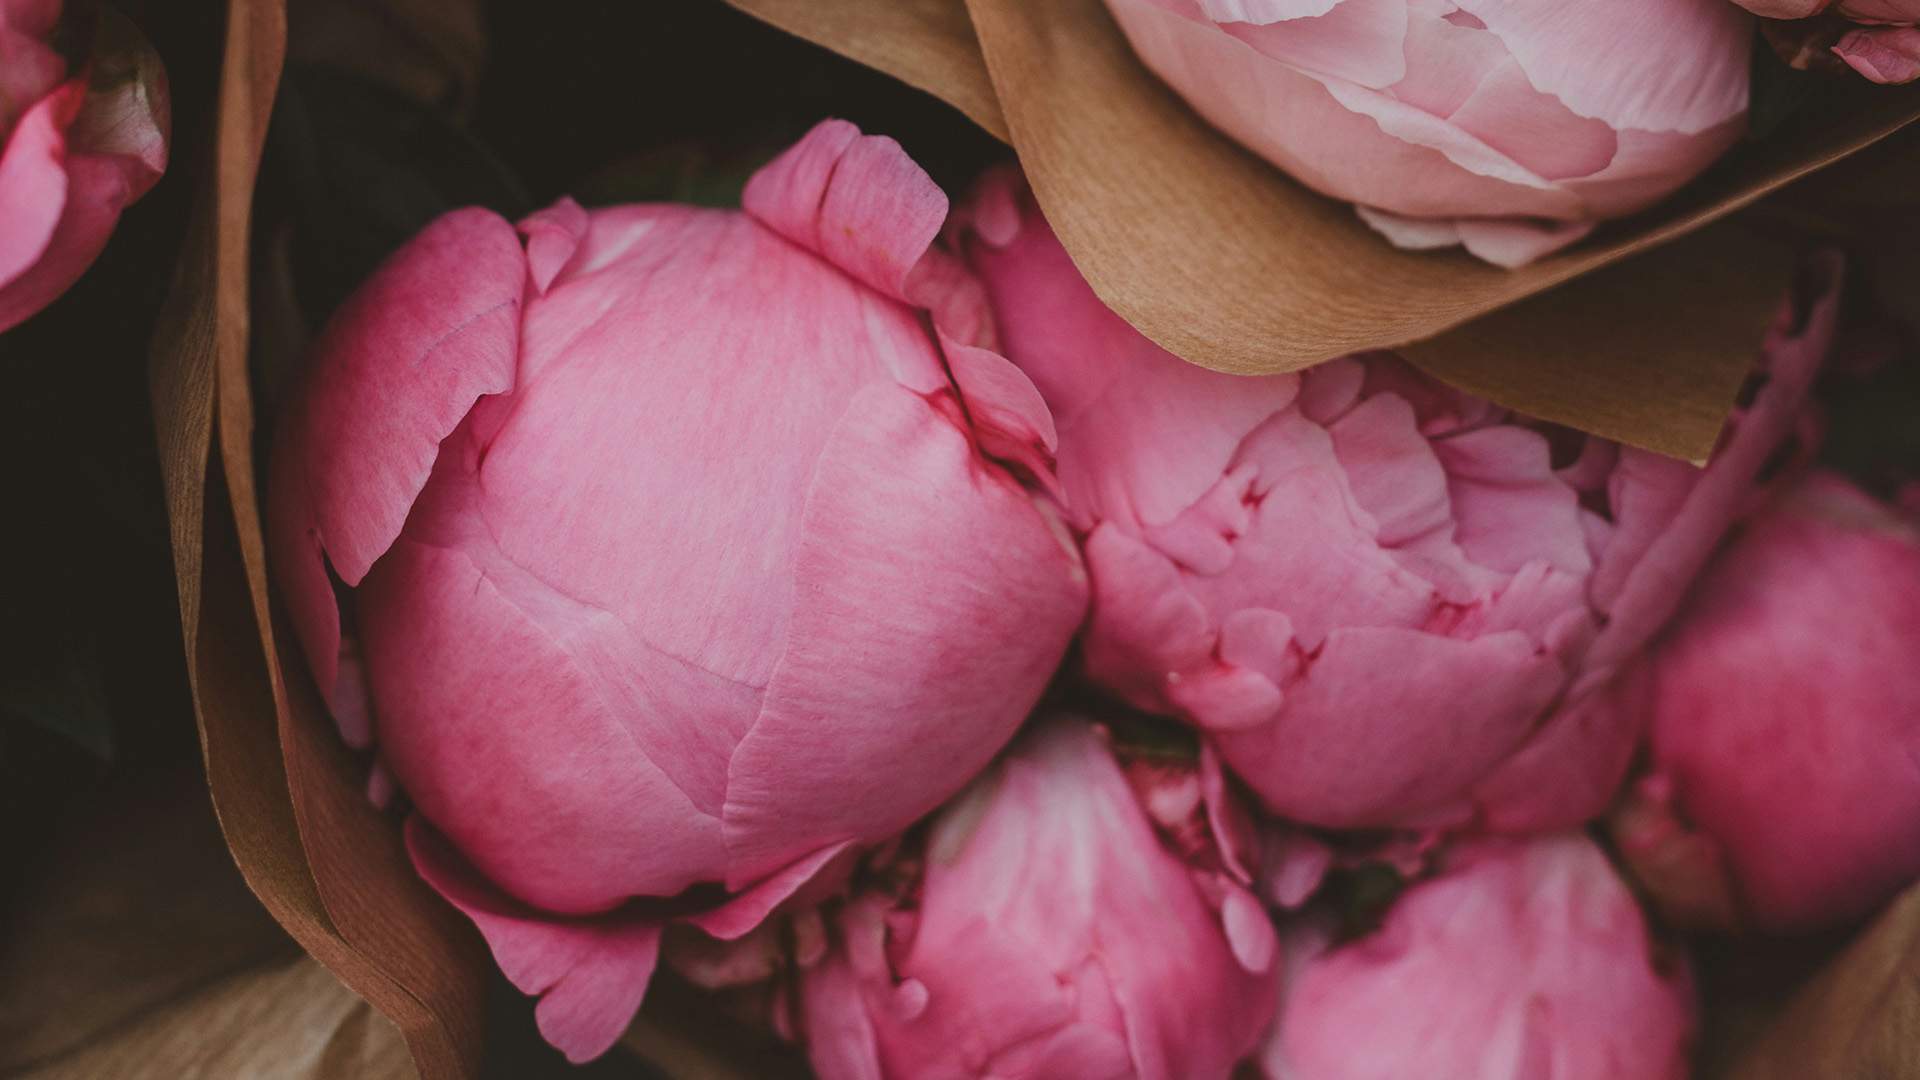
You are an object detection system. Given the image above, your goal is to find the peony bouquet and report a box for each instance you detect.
[18,1,1912,1079]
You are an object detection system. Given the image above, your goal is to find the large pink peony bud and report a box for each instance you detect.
[1739,0,1920,83]
[1096,0,1752,266]
[0,0,169,333]
[955,171,1837,833]
[799,719,1277,1080]
[267,121,1088,1061]
[1613,471,1920,932]
[1261,835,1694,1080]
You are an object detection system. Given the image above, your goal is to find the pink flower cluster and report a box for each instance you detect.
[270,121,1920,1075]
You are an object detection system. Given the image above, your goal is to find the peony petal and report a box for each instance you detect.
[721,382,1086,886]
[0,87,72,296]
[359,520,730,911]
[1080,522,1218,713]
[406,819,663,1065]
[1104,0,1585,223]
[1213,625,1561,826]
[1218,0,1410,90]
[1834,26,1920,84]
[518,196,588,294]
[1472,666,1648,832]
[685,840,855,941]
[1198,0,1344,23]
[741,118,949,304]
[958,171,1302,530]
[1445,58,1618,182]
[1453,0,1751,134]
[291,207,524,586]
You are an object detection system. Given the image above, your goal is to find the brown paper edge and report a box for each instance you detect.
[148,1,488,1076]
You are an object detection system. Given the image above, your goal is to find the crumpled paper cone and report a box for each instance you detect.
[728,0,1920,460]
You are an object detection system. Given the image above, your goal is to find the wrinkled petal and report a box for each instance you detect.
[1453,0,1752,133]
[741,118,948,305]
[407,819,664,1065]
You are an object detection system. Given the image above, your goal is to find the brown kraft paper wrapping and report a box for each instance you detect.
[729,0,1920,461]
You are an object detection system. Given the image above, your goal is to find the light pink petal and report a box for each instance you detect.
[358,526,728,911]
[1454,216,1594,268]
[1446,58,1618,182]
[1197,0,1343,22]
[721,382,1086,886]
[1355,205,1594,267]
[1104,0,1584,223]
[1219,0,1410,90]
[1563,120,1746,219]
[741,118,948,304]
[1453,0,1752,134]
[799,953,887,1080]
[0,87,72,296]
[1835,26,1920,84]
[1216,625,1562,826]
[406,819,663,1065]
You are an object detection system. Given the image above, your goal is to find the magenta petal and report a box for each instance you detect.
[358,531,729,911]
[686,841,855,942]
[741,118,949,304]
[518,196,589,293]
[1215,625,1561,826]
[406,819,662,1064]
[721,383,1087,886]
[295,207,525,586]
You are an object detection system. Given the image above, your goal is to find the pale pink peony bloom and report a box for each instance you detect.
[1262,835,1694,1080]
[1097,0,1752,266]
[955,171,1839,833]
[1741,0,1920,83]
[267,120,1088,1061]
[0,0,169,332]
[1613,471,1920,931]
[799,719,1278,1080]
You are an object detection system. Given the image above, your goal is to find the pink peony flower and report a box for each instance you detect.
[1,0,169,333]
[1741,0,1920,83]
[1097,0,1752,266]
[1613,471,1920,931]
[1261,835,1694,1080]
[799,719,1277,1080]
[955,171,1838,833]
[267,120,1088,1061]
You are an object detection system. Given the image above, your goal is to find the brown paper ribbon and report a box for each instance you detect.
[730,0,1920,460]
